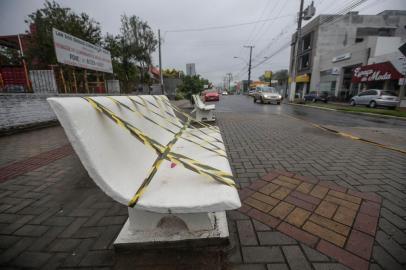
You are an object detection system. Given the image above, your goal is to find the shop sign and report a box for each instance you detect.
[296,74,310,83]
[331,67,340,75]
[264,71,273,80]
[332,53,351,63]
[352,61,403,83]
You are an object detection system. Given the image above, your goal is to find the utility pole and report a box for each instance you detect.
[158,29,164,94]
[289,0,305,102]
[244,45,254,92]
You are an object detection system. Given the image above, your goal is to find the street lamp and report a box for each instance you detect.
[233,56,248,65]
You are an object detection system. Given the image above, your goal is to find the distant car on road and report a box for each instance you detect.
[350,89,399,108]
[248,89,256,96]
[253,86,282,105]
[202,90,220,102]
[304,91,329,103]
[222,91,228,95]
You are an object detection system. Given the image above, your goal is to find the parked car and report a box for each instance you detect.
[202,90,220,102]
[222,91,228,95]
[350,89,399,108]
[253,86,282,105]
[304,91,329,103]
[248,89,256,96]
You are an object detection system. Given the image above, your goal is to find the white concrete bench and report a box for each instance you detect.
[192,94,216,122]
[48,95,240,247]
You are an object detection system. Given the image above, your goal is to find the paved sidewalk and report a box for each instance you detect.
[0,107,405,269]
[219,112,406,270]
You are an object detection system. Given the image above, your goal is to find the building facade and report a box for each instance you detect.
[186,63,196,76]
[289,10,406,101]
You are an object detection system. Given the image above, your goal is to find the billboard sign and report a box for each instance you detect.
[52,28,113,73]
[264,71,273,80]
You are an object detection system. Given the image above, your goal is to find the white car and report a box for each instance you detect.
[222,91,228,95]
[350,89,399,108]
[253,86,282,105]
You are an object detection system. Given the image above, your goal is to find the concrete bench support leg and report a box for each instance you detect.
[196,109,215,122]
[114,208,230,249]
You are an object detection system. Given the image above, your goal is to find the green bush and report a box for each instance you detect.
[174,91,184,100]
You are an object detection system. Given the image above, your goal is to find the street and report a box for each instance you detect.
[214,95,406,152]
[0,96,405,269]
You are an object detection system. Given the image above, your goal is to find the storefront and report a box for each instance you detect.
[319,68,339,97]
[351,61,404,95]
[295,73,311,97]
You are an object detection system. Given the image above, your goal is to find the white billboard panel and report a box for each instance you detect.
[52,28,113,73]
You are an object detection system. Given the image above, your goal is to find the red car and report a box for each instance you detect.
[202,90,220,102]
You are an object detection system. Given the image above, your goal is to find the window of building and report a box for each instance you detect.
[299,53,311,70]
[301,33,312,52]
[356,27,396,37]
[355,37,364,43]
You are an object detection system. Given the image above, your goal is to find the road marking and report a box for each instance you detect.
[284,114,406,155]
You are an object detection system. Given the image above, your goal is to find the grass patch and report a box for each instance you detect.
[301,102,406,118]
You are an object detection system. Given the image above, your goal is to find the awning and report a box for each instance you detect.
[352,61,404,83]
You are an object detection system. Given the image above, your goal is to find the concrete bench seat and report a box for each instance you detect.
[48,95,240,247]
[192,94,215,121]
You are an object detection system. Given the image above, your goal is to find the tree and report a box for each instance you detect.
[163,68,183,78]
[25,0,102,67]
[104,15,158,92]
[177,75,210,100]
[0,46,21,66]
[272,69,288,81]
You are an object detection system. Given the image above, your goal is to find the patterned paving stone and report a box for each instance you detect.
[238,171,382,270]
[0,144,73,183]
[1,101,406,269]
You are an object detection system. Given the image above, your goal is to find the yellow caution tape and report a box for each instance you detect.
[128,118,192,207]
[82,97,236,206]
[128,96,223,144]
[158,96,220,133]
[108,97,227,157]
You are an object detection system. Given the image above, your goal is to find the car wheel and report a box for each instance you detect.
[350,100,356,106]
[253,97,256,103]
[260,97,264,104]
[369,100,377,108]
[277,102,281,105]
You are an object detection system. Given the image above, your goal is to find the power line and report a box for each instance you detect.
[164,14,295,33]
[251,0,370,70]
[249,0,365,65]
[244,0,277,47]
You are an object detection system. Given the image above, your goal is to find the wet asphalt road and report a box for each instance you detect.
[212,94,406,130]
[208,94,406,151]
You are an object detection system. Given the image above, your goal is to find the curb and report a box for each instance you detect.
[284,114,406,155]
[0,120,59,137]
[288,102,406,121]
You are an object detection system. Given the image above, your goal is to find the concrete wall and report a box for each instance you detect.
[0,93,57,132]
[0,93,127,133]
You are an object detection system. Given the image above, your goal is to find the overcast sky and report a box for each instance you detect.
[0,0,405,85]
